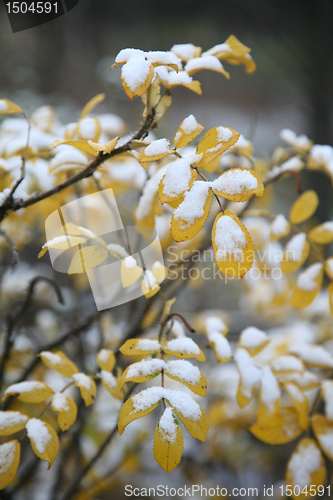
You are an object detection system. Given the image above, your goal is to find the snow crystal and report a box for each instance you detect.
[122,56,151,92]
[171,43,198,61]
[0,411,28,430]
[143,269,156,288]
[144,138,170,157]
[158,407,177,443]
[126,359,165,379]
[288,441,322,489]
[40,351,63,366]
[162,157,195,198]
[270,355,304,373]
[239,326,268,350]
[0,100,9,111]
[132,386,164,412]
[271,214,289,236]
[180,115,198,134]
[290,344,333,368]
[52,393,69,412]
[165,360,200,385]
[79,117,98,140]
[173,181,210,228]
[106,243,129,259]
[166,337,200,356]
[235,348,261,400]
[4,381,46,397]
[0,441,16,474]
[297,263,323,291]
[72,373,92,390]
[285,233,307,262]
[206,316,227,335]
[209,169,258,195]
[136,339,161,351]
[185,55,224,73]
[217,126,233,143]
[26,419,51,453]
[100,371,117,388]
[214,215,247,262]
[321,381,333,420]
[135,165,168,221]
[165,389,201,420]
[208,332,231,360]
[124,256,137,269]
[260,366,280,412]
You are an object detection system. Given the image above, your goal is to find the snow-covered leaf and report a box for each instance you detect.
[118,387,163,434]
[39,351,79,378]
[119,339,161,357]
[51,394,77,431]
[96,349,116,372]
[72,373,96,406]
[164,337,205,362]
[174,115,204,149]
[121,257,143,288]
[2,382,54,403]
[0,411,28,436]
[291,263,324,308]
[196,126,240,167]
[26,419,59,468]
[0,440,20,490]
[209,168,264,202]
[158,157,197,205]
[312,414,333,461]
[0,99,22,115]
[153,408,183,472]
[280,233,310,274]
[50,139,98,156]
[308,222,333,244]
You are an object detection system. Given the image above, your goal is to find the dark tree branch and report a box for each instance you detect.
[0,228,19,265]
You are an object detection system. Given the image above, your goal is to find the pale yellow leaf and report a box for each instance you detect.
[196,126,240,167]
[72,373,96,406]
[312,414,333,460]
[152,261,167,283]
[250,407,303,444]
[174,117,204,149]
[0,440,20,490]
[139,139,173,163]
[39,351,79,377]
[96,349,116,371]
[325,257,333,280]
[119,339,161,357]
[51,394,77,431]
[280,233,310,274]
[80,93,105,119]
[26,419,59,468]
[2,382,54,403]
[153,410,183,472]
[0,99,22,115]
[291,263,324,309]
[158,164,197,205]
[68,245,109,274]
[121,260,143,288]
[289,190,319,224]
[87,136,119,154]
[38,235,87,258]
[50,139,98,156]
[284,383,309,430]
[0,412,28,436]
[210,168,264,202]
[160,297,176,324]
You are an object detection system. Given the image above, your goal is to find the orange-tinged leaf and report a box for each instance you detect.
[26,419,59,468]
[250,407,303,444]
[50,139,98,156]
[2,381,54,403]
[174,116,204,149]
[68,245,109,274]
[121,60,154,100]
[51,394,77,431]
[118,390,162,434]
[121,259,143,287]
[0,440,20,490]
[284,383,309,430]
[0,411,28,436]
[119,338,161,357]
[39,351,79,377]
[72,373,96,406]
[312,414,333,460]
[80,93,105,120]
[210,167,264,202]
[308,222,333,244]
[286,438,326,500]
[171,182,212,242]
[289,190,319,224]
[153,409,183,472]
[139,138,173,163]
[291,263,324,309]
[87,136,119,154]
[212,210,255,277]
[280,233,310,274]
[158,159,197,205]
[196,126,240,167]
[0,98,22,115]
[96,349,116,372]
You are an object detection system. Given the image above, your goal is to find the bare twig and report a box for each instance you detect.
[0,228,19,264]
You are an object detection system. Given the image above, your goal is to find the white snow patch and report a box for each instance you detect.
[290,344,333,368]
[72,373,92,390]
[143,269,157,288]
[271,214,289,236]
[285,233,307,262]
[180,115,198,134]
[235,348,261,400]
[136,339,161,352]
[0,411,28,430]
[173,181,210,228]
[135,165,168,221]
[166,337,200,356]
[260,366,280,413]
[321,381,333,420]
[239,326,268,350]
[79,117,98,140]
[209,168,257,195]
[288,441,322,489]
[144,138,170,157]
[26,418,51,453]
[205,317,227,335]
[297,263,323,291]
[185,55,225,73]
[217,126,233,143]
[162,156,198,198]
[126,359,164,379]
[106,243,129,259]
[0,441,17,474]
[208,332,231,360]
[124,256,137,269]
[40,351,63,366]
[214,215,247,262]
[165,360,201,385]
[52,393,69,412]
[122,56,151,92]
[100,371,117,388]
[4,381,46,397]
[271,355,304,373]
[0,100,9,111]
[158,407,177,443]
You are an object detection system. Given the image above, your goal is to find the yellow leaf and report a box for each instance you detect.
[171,406,209,442]
[284,383,309,430]
[160,297,176,323]
[139,139,173,163]
[210,168,264,202]
[50,139,98,156]
[87,136,119,154]
[250,407,303,444]
[185,55,230,79]
[171,43,202,62]
[312,414,333,460]
[38,235,87,258]
[238,326,269,356]
[0,98,22,115]
[72,373,96,406]
[2,381,54,403]
[202,156,221,174]
[0,412,28,436]
[51,394,77,431]
[308,222,333,244]
[121,62,154,100]
[171,182,212,242]
[174,116,204,149]
[154,94,173,121]
[153,409,183,472]
[286,438,326,500]
[152,261,168,283]
[26,419,59,468]
[270,214,291,241]
[211,35,256,74]
[291,263,324,309]
[62,223,107,249]
[212,210,255,277]
[196,126,240,167]
[118,391,162,434]
[0,440,20,490]
[121,259,143,287]
[141,279,160,299]
[119,359,163,388]
[164,366,207,397]
[325,258,333,280]
[99,371,124,400]
[119,338,161,357]
[96,349,116,371]
[158,161,197,205]
[39,351,79,377]
[68,245,109,274]
[280,233,310,274]
[329,282,333,317]
[256,366,280,426]
[80,93,105,119]
[289,190,319,224]
[164,339,206,362]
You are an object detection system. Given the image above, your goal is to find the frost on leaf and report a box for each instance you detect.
[153,408,183,472]
[212,211,255,277]
[158,156,197,205]
[2,381,54,403]
[173,115,204,149]
[286,438,326,500]
[171,181,212,242]
[51,394,77,431]
[209,167,264,202]
[291,263,324,308]
[39,351,79,377]
[26,418,59,468]
[289,190,319,225]
[280,233,310,274]
[72,373,96,406]
[0,440,20,490]
[196,126,240,167]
